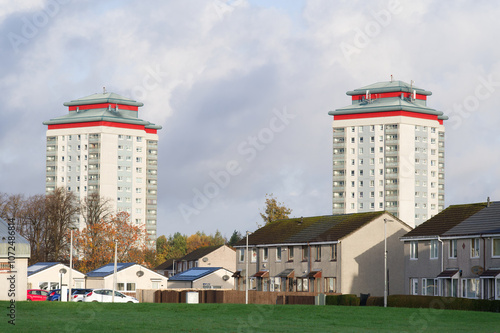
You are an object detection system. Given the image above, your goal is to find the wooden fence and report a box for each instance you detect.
[135,289,340,305]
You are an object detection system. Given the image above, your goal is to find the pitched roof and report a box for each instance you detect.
[27,262,83,277]
[86,262,135,278]
[442,201,500,237]
[27,262,59,276]
[402,202,488,239]
[177,245,225,262]
[154,258,178,271]
[1,217,30,257]
[168,267,223,282]
[235,211,387,246]
[0,217,29,244]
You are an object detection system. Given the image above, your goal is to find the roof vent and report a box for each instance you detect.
[487,197,490,207]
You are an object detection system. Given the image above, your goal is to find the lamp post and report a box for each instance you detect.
[384,218,393,308]
[68,228,74,302]
[112,239,117,303]
[245,231,251,305]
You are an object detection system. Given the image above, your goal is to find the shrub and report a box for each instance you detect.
[385,295,500,313]
[366,296,383,307]
[325,294,360,306]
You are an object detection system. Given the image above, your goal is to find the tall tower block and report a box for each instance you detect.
[43,92,162,246]
[328,80,448,227]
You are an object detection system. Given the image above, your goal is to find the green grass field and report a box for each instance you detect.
[1,301,499,332]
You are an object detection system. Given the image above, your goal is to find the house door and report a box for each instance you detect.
[411,278,418,295]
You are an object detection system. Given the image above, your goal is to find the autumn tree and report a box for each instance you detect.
[79,192,112,262]
[259,193,292,225]
[73,211,146,273]
[186,231,211,253]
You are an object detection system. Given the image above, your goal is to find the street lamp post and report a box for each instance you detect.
[245,231,251,305]
[68,229,74,302]
[384,218,393,308]
[112,240,117,303]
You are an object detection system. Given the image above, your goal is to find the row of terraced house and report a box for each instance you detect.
[230,201,500,300]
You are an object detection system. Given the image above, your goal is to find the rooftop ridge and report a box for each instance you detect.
[63,92,144,107]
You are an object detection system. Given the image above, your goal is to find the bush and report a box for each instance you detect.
[366,296,383,307]
[385,295,500,313]
[325,294,360,306]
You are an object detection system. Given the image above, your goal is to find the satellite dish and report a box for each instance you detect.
[202,257,208,262]
[222,275,229,281]
[136,271,144,277]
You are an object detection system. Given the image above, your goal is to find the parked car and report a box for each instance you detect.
[70,289,93,302]
[46,289,62,301]
[27,289,49,301]
[83,289,139,303]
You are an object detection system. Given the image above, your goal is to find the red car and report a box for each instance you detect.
[27,289,49,301]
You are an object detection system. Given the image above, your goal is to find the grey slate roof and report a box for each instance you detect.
[235,211,391,247]
[442,201,500,237]
[154,258,178,271]
[401,202,488,239]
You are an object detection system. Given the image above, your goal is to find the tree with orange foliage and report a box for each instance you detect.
[72,211,147,273]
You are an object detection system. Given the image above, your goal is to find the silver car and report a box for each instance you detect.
[83,289,139,303]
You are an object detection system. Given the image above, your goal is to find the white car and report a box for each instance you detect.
[83,289,139,303]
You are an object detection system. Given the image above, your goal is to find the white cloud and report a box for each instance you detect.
[1,0,500,238]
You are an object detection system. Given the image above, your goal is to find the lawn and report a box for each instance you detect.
[1,301,499,332]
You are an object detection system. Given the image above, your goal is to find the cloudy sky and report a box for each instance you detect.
[1,0,499,239]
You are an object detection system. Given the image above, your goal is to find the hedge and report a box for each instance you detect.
[366,295,500,313]
[325,294,360,306]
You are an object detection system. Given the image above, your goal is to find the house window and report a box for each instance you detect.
[239,249,244,262]
[314,245,321,261]
[288,246,294,261]
[302,245,309,261]
[450,239,458,258]
[492,238,500,257]
[471,238,480,258]
[251,248,257,262]
[325,277,336,293]
[262,248,268,262]
[430,240,438,259]
[410,241,418,260]
[422,278,437,296]
[330,244,337,261]
[276,247,282,261]
[461,279,480,298]
[117,283,136,291]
